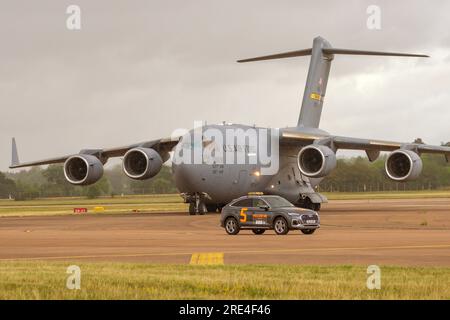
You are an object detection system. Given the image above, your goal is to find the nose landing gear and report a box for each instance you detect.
[183,192,222,215]
[187,193,208,215]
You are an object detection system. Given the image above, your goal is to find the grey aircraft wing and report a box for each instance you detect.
[9,137,180,169]
[281,129,450,162]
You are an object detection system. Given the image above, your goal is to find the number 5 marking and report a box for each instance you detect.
[240,208,248,223]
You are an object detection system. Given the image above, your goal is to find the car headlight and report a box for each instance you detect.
[287,212,299,216]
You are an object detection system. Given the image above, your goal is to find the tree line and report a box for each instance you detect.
[0,164,178,200]
[0,154,449,200]
[318,154,450,192]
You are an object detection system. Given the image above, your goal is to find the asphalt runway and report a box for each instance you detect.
[0,198,449,266]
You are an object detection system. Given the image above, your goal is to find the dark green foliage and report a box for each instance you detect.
[0,172,16,198]
[4,164,176,199]
[320,154,450,192]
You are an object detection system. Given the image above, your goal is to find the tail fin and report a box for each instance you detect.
[11,137,20,167]
[238,36,428,128]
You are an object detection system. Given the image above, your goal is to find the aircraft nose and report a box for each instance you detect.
[172,163,201,190]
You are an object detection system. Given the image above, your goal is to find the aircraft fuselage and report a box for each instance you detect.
[171,124,324,205]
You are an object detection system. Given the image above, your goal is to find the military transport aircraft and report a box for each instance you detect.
[10,36,450,214]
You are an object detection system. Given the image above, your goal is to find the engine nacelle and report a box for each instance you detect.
[297,145,337,178]
[385,149,423,181]
[122,147,163,180]
[63,154,104,185]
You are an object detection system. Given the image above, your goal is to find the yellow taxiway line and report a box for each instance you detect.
[190,252,224,265]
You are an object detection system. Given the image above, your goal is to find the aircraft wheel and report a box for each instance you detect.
[301,229,316,235]
[301,198,321,211]
[225,217,240,235]
[273,217,289,235]
[188,203,196,215]
[206,204,218,213]
[304,198,314,210]
[189,199,207,215]
[252,229,266,235]
[198,202,207,215]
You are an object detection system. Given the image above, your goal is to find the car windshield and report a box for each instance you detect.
[264,197,294,208]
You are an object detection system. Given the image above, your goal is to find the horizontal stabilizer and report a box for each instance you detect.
[238,47,428,63]
[237,48,312,63]
[322,48,429,58]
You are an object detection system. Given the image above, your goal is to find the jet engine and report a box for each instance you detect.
[297,145,336,178]
[385,149,422,181]
[122,147,163,180]
[63,154,104,185]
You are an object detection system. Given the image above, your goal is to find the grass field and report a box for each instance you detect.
[323,190,450,200]
[0,194,188,217]
[0,262,448,299]
[0,190,449,217]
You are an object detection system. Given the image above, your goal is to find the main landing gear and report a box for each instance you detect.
[184,193,224,215]
[189,193,207,215]
[297,197,321,211]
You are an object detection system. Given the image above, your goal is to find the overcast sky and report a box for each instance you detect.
[1,0,449,170]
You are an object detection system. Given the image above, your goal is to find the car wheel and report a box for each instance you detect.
[273,217,289,235]
[225,217,240,235]
[252,229,265,235]
[301,229,316,235]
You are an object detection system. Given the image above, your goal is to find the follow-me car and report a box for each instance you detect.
[220,194,320,235]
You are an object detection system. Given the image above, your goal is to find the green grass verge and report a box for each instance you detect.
[0,194,187,217]
[324,190,450,200]
[0,262,448,299]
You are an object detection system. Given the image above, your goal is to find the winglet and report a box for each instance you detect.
[11,137,20,167]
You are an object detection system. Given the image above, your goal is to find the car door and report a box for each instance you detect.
[251,198,271,228]
[232,198,253,227]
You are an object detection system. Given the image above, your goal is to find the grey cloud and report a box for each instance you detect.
[1,0,449,170]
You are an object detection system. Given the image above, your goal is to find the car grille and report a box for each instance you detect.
[301,214,319,224]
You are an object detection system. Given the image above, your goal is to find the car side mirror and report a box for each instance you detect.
[259,205,269,211]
